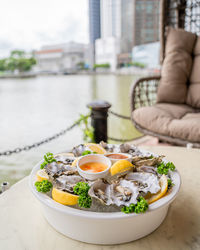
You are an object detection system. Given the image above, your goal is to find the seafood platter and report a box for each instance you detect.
[29,142,181,244]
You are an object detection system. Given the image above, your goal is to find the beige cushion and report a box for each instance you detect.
[169,113,200,142]
[132,103,200,142]
[157,27,196,104]
[186,36,200,108]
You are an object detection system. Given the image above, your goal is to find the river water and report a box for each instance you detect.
[0,74,141,185]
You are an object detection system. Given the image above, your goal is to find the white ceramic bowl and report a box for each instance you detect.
[77,154,112,180]
[104,152,132,164]
[29,153,181,245]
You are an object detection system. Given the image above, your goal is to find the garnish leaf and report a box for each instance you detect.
[73,182,92,208]
[40,152,56,169]
[35,180,52,193]
[121,197,148,214]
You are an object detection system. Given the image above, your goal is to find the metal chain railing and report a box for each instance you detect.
[0,108,139,157]
[108,110,139,142]
[108,136,139,142]
[109,110,131,120]
[0,120,81,157]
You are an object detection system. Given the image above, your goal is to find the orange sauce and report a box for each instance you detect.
[80,162,107,173]
[106,154,128,159]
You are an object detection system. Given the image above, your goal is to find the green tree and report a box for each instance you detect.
[0,59,6,71]
[1,50,37,72]
[10,50,26,58]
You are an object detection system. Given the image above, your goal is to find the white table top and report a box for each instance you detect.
[0,146,200,250]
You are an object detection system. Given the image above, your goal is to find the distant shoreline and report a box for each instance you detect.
[0,69,159,79]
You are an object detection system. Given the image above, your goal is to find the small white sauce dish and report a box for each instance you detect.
[77,154,112,180]
[104,152,132,164]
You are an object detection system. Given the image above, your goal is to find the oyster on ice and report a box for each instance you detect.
[109,180,139,206]
[137,165,158,175]
[132,155,164,167]
[45,162,78,178]
[72,144,92,157]
[89,179,139,207]
[54,175,83,193]
[88,179,112,205]
[125,172,161,194]
[119,143,141,155]
[99,141,120,153]
[55,155,75,165]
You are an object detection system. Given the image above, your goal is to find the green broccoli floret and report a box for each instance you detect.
[40,152,56,169]
[121,197,148,214]
[35,180,52,193]
[73,182,90,196]
[78,195,92,208]
[157,161,176,175]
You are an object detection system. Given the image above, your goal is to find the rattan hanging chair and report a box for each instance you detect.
[130,0,200,148]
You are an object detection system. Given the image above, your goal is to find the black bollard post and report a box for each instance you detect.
[87,100,111,143]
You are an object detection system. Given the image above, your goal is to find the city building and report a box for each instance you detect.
[95,37,121,71]
[132,42,160,68]
[89,0,101,67]
[96,0,134,71]
[133,0,160,46]
[89,0,101,44]
[121,0,134,52]
[100,0,121,38]
[35,42,89,73]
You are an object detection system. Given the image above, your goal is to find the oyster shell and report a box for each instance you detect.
[54,175,83,193]
[132,156,164,167]
[109,180,139,206]
[88,179,112,205]
[119,143,141,155]
[72,144,91,157]
[89,179,139,206]
[137,165,158,175]
[45,162,78,178]
[125,172,160,194]
[55,155,75,165]
[99,141,120,153]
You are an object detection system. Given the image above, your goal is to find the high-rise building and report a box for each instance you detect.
[100,0,121,38]
[88,0,101,67]
[95,0,160,70]
[121,0,134,52]
[133,0,159,46]
[89,0,101,44]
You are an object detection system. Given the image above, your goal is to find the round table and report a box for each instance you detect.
[0,146,200,250]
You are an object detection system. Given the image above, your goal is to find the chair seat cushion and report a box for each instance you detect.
[132,103,200,142]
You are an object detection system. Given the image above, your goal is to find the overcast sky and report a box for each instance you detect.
[0,0,88,57]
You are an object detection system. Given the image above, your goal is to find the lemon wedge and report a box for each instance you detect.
[71,157,79,167]
[84,143,107,154]
[110,160,134,176]
[52,188,79,206]
[36,169,49,182]
[147,174,168,204]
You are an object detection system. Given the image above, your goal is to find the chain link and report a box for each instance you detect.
[0,110,135,156]
[109,110,131,120]
[108,110,136,142]
[0,120,80,157]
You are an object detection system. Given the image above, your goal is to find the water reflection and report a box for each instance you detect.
[0,74,141,185]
